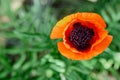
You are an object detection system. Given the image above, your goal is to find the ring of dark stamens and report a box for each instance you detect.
[68,22,94,51]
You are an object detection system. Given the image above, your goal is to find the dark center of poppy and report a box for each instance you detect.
[68,22,94,51]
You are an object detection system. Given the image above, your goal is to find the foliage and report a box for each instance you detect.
[0,0,120,80]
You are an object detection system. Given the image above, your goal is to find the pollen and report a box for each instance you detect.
[68,22,94,51]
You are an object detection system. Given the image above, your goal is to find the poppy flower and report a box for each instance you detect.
[50,12,113,60]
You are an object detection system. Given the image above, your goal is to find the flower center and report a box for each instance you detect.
[68,22,94,51]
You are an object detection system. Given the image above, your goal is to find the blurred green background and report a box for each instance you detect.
[0,0,120,80]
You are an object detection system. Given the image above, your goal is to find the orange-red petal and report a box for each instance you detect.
[76,12,106,28]
[91,35,113,57]
[58,35,112,60]
[50,12,106,39]
[90,29,108,50]
[58,42,92,60]
[50,14,74,39]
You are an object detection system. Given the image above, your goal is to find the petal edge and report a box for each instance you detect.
[58,42,92,60]
[50,14,74,39]
[92,35,113,57]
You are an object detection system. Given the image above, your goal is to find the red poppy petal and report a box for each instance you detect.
[91,29,108,49]
[76,12,106,28]
[58,35,112,60]
[92,35,113,57]
[50,14,74,39]
[58,42,92,60]
[50,12,106,39]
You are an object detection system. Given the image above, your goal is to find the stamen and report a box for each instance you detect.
[68,22,94,51]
